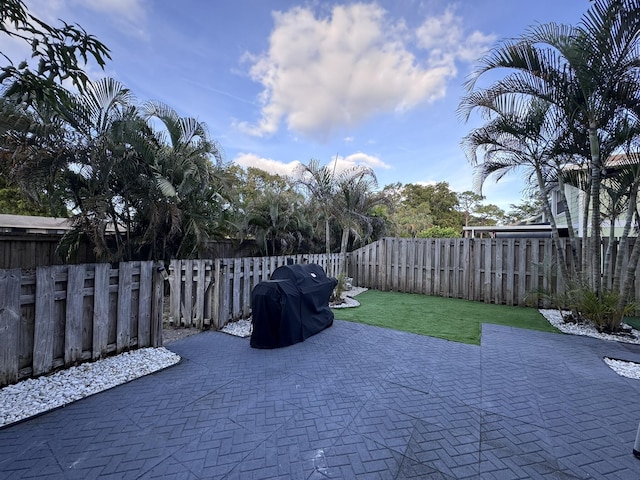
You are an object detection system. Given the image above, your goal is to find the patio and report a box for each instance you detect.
[1,320,640,479]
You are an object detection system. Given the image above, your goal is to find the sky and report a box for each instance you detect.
[7,0,593,210]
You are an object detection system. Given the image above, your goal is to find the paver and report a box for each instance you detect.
[2,320,640,479]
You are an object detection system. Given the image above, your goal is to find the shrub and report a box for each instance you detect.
[569,287,635,333]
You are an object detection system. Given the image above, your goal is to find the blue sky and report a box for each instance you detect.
[13,1,591,210]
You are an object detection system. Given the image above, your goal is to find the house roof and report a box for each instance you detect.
[0,214,73,234]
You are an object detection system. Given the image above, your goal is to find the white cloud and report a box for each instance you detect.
[327,152,391,176]
[234,153,302,177]
[233,151,390,180]
[239,4,494,140]
[416,8,495,65]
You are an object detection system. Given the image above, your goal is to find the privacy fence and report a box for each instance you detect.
[167,253,343,330]
[3,236,637,386]
[0,261,164,387]
[168,237,640,331]
[349,237,639,306]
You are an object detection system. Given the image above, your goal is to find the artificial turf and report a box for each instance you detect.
[332,289,559,345]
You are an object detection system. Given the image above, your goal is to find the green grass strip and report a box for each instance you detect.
[332,290,559,345]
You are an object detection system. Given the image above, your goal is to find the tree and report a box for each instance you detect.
[504,197,543,224]
[296,159,339,268]
[235,168,310,255]
[461,0,640,296]
[1,0,110,105]
[403,182,463,229]
[139,101,225,261]
[457,191,485,227]
[334,166,387,272]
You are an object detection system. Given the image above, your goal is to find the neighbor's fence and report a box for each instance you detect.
[0,261,164,387]
[349,237,640,307]
[0,233,97,269]
[167,253,342,329]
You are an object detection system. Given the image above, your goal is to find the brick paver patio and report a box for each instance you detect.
[2,320,640,479]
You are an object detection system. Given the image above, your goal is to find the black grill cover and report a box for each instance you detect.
[250,264,338,349]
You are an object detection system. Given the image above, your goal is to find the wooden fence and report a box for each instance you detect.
[349,237,640,307]
[0,261,164,387]
[167,253,343,329]
[0,233,96,269]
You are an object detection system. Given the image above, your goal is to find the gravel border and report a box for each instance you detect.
[538,309,640,379]
[0,347,180,428]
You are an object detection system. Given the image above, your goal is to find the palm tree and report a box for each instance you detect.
[140,101,226,261]
[461,96,573,281]
[59,77,144,261]
[296,159,339,269]
[334,166,387,273]
[461,0,640,295]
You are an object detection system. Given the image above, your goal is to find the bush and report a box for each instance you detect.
[417,226,461,238]
[569,287,635,333]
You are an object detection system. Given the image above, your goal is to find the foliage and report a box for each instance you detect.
[504,197,543,224]
[460,0,640,302]
[417,226,460,238]
[569,287,635,333]
[0,0,110,104]
[403,182,462,228]
[296,160,388,270]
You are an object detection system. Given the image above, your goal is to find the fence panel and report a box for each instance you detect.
[347,237,640,309]
[169,254,342,329]
[0,261,162,387]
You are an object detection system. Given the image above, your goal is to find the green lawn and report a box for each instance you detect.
[332,290,559,345]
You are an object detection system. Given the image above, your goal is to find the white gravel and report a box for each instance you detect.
[221,319,253,337]
[4,300,638,429]
[538,309,640,379]
[0,347,180,428]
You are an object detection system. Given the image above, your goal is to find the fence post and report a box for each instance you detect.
[212,259,221,329]
[150,262,164,347]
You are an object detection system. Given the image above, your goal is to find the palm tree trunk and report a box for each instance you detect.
[617,220,640,313]
[602,212,616,289]
[325,216,331,273]
[581,182,591,277]
[536,167,570,283]
[613,181,639,293]
[588,123,602,295]
[557,174,580,277]
[340,226,349,275]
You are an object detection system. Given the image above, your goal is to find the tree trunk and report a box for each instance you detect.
[618,230,640,312]
[602,213,616,289]
[613,181,639,293]
[588,123,602,295]
[557,174,580,277]
[536,167,570,283]
[325,216,331,272]
[581,182,591,278]
[339,227,349,275]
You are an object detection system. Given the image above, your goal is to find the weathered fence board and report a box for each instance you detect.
[0,261,163,387]
[0,269,21,385]
[64,265,84,365]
